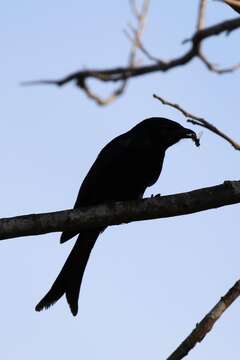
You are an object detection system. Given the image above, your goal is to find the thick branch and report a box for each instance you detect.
[166,279,240,360]
[190,17,240,42]
[0,180,239,241]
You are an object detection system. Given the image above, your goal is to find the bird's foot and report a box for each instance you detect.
[151,193,161,198]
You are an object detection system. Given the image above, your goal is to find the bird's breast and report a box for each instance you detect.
[129,148,164,187]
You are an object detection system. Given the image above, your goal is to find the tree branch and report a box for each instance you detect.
[166,279,240,360]
[217,0,240,14]
[70,0,150,105]
[196,0,208,31]
[153,94,240,151]
[21,17,240,104]
[0,180,240,241]
[193,0,240,73]
[22,0,151,106]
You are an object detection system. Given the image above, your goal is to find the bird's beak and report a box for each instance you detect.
[183,128,200,147]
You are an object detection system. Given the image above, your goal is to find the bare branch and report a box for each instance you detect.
[216,0,240,14]
[166,279,240,360]
[153,94,240,150]
[127,0,150,66]
[185,17,240,43]
[76,80,127,106]
[74,0,150,105]
[127,35,162,62]
[36,0,149,106]
[198,52,240,74]
[192,1,240,73]
[131,1,240,72]
[22,17,240,103]
[197,0,235,73]
[221,0,240,6]
[197,0,208,31]
[0,181,240,241]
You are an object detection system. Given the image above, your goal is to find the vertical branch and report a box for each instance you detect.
[197,0,208,33]
[127,0,150,66]
[113,0,150,104]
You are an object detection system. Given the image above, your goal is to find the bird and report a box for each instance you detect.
[35,117,199,316]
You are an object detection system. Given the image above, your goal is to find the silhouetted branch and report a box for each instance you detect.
[166,279,240,360]
[22,13,240,104]
[216,0,240,14]
[0,180,240,241]
[153,94,240,150]
[194,0,240,73]
[23,0,150,106]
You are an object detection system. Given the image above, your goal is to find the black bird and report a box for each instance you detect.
[35,117,199,316]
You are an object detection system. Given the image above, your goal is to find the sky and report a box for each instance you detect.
[1,1,240,359]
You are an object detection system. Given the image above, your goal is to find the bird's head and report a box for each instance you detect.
[138,117,200,149]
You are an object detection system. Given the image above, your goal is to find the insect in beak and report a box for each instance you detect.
[184,129,200,147]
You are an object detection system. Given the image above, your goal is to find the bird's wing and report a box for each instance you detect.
[74,132,142,207]
[59,134,136,243]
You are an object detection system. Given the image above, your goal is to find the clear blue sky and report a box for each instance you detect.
[1,1,240,359]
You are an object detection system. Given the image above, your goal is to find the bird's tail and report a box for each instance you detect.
[35,230,99,316]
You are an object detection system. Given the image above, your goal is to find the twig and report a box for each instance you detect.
[198,52,240,73]
[129,36,162,63]
[125,0,163,63]
[166,279,240,360]
[153,94,240,150]
[127,0,150,66]
[0,181,240,241]
[93,0,151,105]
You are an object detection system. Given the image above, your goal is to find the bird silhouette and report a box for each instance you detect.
[35,117,199,316]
